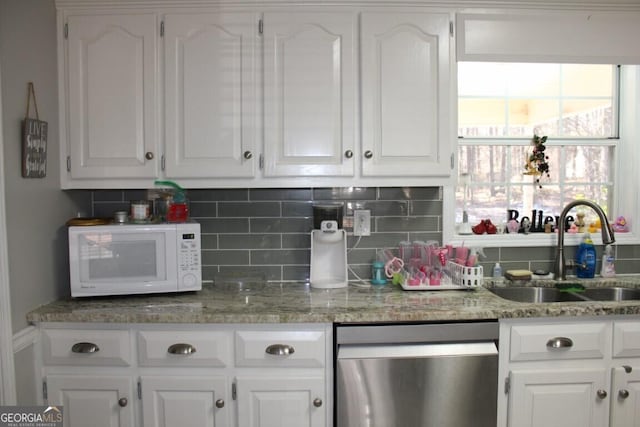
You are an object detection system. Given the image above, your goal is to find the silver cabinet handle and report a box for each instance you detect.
[619,389,630,399]
[71,342,100,354]
[597,389,608,399]
[265,344,295,356]
[313,398,323,408]
[546,337,573,349]
[364,150,373,159]
[216,399,225,408]
[344,150,353,159]
[145,152,154,160]
[167,343,196,355]
[118,398,128,407]
[243,151,253,160]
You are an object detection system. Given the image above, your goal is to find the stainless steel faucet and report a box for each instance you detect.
[554,200,615,280]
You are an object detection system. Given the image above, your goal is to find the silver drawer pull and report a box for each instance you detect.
[265,344,295,356]
[216,399,225,408]
[167,343,197,355]
[118,398,128,407]
[619,389,630,399]
[313,398,323,408]
[71,342,100,354]
[597,389,608,399]
[546,337,573,349]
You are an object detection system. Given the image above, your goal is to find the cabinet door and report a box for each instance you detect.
[47,375,134,427]
[141,376,228,427]
[611,365,640,427]
[361,12,452,177]
[263,12,356,177]
[65,13,158,179]
[507,369,608,427]
[236,376,325,427]
[164,13,257,178]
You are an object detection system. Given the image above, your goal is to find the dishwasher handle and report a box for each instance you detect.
[338,342,498,360]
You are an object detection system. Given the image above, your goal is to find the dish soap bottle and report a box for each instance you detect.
[576,233,596,278]
[600,244,616,278]
[492,262,503,283]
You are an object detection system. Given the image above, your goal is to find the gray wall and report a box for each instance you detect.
[0,0,89,333]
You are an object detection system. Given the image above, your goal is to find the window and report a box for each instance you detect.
[455,63,618,238]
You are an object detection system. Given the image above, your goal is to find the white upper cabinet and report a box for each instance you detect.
[457,11,640,64]
[262,12,356,177]
[163,13,258,179]
[58,5,456,188]
[63,13,159,182]
[361,12,453,177]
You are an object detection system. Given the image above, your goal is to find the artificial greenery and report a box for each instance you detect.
[524,134,550,188]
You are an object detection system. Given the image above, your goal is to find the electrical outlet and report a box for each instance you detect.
[353,210,371,236]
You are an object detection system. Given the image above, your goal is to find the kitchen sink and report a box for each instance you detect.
[488,287,586,303]
[488,286,640,303]
[581,287,640,301]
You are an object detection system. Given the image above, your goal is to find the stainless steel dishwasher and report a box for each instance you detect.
[336,322,498,427]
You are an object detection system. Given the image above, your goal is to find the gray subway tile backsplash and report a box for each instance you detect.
[249,188,313,201]
[218,201,282,218]
[218,234,281,250]
[198,218,249,234]
[313,187,377,200]
[190,189,249,201]
[90,186,443,282]
[376,216,439,232]
[88,186,640,282]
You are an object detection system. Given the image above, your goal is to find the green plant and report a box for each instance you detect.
[524,134,550,188]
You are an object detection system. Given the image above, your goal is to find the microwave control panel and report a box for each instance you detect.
[177,224,202,290]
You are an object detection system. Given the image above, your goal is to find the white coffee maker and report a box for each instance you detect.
[310,204,348,289]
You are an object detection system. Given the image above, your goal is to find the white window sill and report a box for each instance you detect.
[449,231,638,248]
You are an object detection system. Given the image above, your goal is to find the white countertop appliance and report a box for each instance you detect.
[68,222,201,297]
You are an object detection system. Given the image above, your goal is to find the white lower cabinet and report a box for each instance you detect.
[507,369,608,427]
[233,327,329,427]
[39,324,331,427]
[235,377,325,427]
[611,366,640,427]
[46,375,135,427]
[498,318,640,427]
[140,376,228,427]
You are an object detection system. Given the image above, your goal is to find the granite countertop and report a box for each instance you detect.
[26,277,640,325]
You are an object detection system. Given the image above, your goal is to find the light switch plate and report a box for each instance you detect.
[354,210,371,236]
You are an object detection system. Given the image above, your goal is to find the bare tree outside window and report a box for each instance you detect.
[457,63,616,229]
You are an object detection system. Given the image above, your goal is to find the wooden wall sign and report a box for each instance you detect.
[22,82,47,178]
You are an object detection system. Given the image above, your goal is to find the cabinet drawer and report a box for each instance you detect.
[509,322,607,362]
[235,330,325,367]
[42,329,131,366]
[613,321,640,358]
[138,330,231,367]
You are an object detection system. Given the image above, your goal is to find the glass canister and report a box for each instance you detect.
[371,261,387,285]
[130,200,151,222]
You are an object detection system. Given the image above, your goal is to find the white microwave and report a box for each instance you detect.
[68,222,202,297]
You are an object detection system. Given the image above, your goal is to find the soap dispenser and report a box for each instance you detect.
[600,244,616,278]
[576,233,596,279]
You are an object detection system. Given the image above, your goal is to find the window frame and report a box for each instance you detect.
[444,65,640,248]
